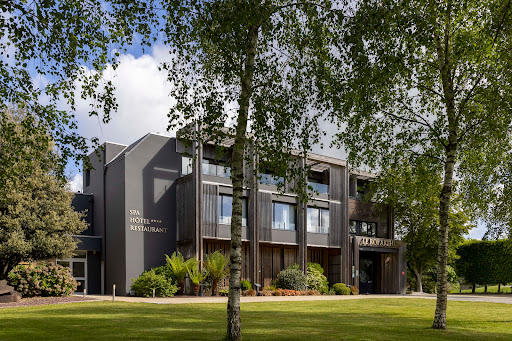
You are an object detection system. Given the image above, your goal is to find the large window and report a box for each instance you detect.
[307,207,329,234]
[203,159,231,178]
[272,202,296,231]
[349,220,377,237]
[218,195,247,226]
[308,180,329,195]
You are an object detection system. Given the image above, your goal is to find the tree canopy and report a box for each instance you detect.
[0,109,87,279]
[330,0,512,329]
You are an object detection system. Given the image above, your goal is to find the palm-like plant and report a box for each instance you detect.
[187,265,207,296]
[166,252,197,294]
[204,251,229,296]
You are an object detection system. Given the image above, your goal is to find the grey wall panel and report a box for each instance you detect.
[307,233,329,246]
[271,230,298,244]
[329,165,343,202]
[329,202,342,247]
[203,184,219,237]
[124,135,182,295]
[72,194,94,235]
[87,251,102,294]
[104,159,126,294]
[258,191,272,241]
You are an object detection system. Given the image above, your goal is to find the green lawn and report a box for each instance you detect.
[1,298,511,340]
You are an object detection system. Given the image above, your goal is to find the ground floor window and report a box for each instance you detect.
[57,251,87,293]
[272,202,296,230]
[218,195,247,226]
[307,207,329,234]
[349,220,377,237]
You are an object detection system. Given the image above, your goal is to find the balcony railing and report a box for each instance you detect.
[202,164,231,178]
[307,224,329,234]
[259,174,284,186]
[308,182,329,195]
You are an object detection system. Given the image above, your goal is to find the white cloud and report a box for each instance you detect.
[68,173,83,193]
[73,45,176,147]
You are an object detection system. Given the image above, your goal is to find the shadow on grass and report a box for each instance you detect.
[0,299,511,340]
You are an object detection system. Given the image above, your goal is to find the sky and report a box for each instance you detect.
[63,45,487,240]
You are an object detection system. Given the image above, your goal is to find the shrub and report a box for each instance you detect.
[306,263,329,294]
[332,283,351,295]
[260,290,273,296]
[240,280,252,291]
[263,285,276,291]
[131,269,178,297]
[243,289,256,296]
[276,267,307,291]
[271,290,282,296]
[8,263,77,297]
[219,289,229,296]
[350,286,359,295]
[278,289,301,296]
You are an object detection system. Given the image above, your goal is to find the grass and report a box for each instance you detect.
[1,298,512,340]
[449,284,512,294]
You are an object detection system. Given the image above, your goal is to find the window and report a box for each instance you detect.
[218,195,247,226]
[85,170,90,187]
[272,202,296,230]
[259,173,284,186]
[203,159,231,178]
[307,207,329,234]
[349,220,377,237]
[182,156,193,176]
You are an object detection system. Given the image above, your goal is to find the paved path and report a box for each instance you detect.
[84,293,512,305]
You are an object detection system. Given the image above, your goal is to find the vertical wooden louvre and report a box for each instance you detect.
[202,184,219,237]
[258,191,272,241]
[329,202,342,247]
[177,178,195,242]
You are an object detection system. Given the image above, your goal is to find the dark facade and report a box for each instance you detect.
[73,133,406,295]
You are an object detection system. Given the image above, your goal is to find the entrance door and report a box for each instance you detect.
[57,251,87,293]
[359,257,374,294]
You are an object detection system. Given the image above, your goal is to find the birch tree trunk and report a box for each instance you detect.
[227,25,259,341]
[414,268,423,293]
[432,8,457,329]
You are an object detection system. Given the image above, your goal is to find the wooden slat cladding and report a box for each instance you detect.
[329,165,343,202]
[204,241,250,286]
[259,246,299,287]
[177,177,195,242]
[307,248,329,276]
[348,199,389,238]
[202,184,219,237]
[329,202,342,247]
[258,191,272,241]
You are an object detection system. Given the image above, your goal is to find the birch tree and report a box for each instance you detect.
[157,0,338,339]
[331,0,512,329]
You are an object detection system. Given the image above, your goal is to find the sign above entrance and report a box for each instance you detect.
[359,237,400,248]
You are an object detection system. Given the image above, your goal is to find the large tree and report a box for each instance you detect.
[150,0,337,339]
[373,160,472,292]
[331,0,512,329]
[0,109,87,279]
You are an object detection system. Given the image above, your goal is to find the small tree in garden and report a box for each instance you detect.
[204,251,229,296]
[165,252,197,294]
[188,265,207,296]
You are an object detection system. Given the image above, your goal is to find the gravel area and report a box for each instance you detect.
[0,296,98,308]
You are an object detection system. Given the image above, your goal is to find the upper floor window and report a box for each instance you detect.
[203,159,231,178]
[349,220,377,237]
[85,170,91,187]
[182,156,193,176]
[307,207,329,234]
[259,173,284,187]
[218,195,247,226]
[272,202,296,231]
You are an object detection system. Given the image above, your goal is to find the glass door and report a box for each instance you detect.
[359,258,374,294]
[57,251,87,293]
